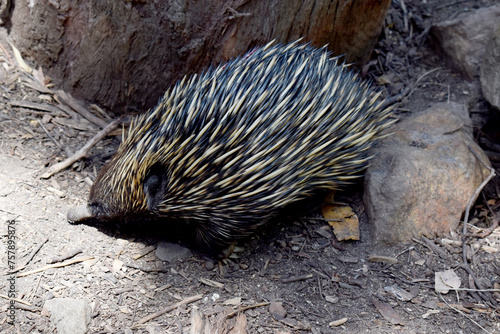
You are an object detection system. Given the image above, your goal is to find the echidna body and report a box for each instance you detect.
[68,41,394,248]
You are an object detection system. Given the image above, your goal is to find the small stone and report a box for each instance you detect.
[42,298,91,334]
[204,260,215,270]
[155,242,192,262]
[269,301,287,319]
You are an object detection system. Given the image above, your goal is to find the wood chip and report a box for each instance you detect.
[329,317,348,327]
[228,313,248,334]
[199,277,224,288]
[367,255,398,264]
[372,299,405,325]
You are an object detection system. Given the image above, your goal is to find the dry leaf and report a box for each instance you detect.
[9,42,33,74]
[482,245,497,254]
[487,199,497,206]
[112,259,123,274]
[372,299,405,325]
[322,204,360,241]
[435,269,461,293]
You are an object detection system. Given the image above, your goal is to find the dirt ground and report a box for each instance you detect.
[1,0,500,333]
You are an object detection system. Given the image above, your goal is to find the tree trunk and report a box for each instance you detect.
[7,0,390,114]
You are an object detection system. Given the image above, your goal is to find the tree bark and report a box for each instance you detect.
[7,0,390,113]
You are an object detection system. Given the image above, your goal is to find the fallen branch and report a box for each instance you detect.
[226,302,270,319]
[132,294,203,327]
[41,119,120,178]
[56,90,109,128]
[16,256,94,278]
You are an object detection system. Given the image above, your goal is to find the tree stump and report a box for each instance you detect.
[6,0,390,114]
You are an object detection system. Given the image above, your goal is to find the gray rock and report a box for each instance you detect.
[480,24,500,109]
[155,241,192,262]
[431,5,500,79]
[269,301,287,319]
[364,102,491,245]
[42,298,91,334]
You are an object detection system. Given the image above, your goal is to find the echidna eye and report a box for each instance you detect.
[143,164,167,211]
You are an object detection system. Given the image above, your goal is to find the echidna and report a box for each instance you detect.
[68,40,394,249]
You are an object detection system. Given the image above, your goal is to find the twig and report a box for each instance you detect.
[461,264,497,306]
[407,67,442,99]
[226,302,270,319]
[11,303,38,312]
[132,294,203,326]
[39,121,71,157]
[460,146,497,305]
[421,236,448,259]
[281,273,313,283]
[41,119,120,178]
[10,100,70,117]
[16,256,94,277]
[467,218,499,238]
[0,294,32,306]
[47,248,83,264]
[227,6,252,19]
[22,81,53,94]
[398,0,408,33]
[10,237,49,273]
[124,262,169,273]
[132,246,156,260]
[56,90,109,128]
[462,147,496,261]
[438,293,493,334]
[411,236,447,259]
[380,85,411,109]
[0,41,14,65]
